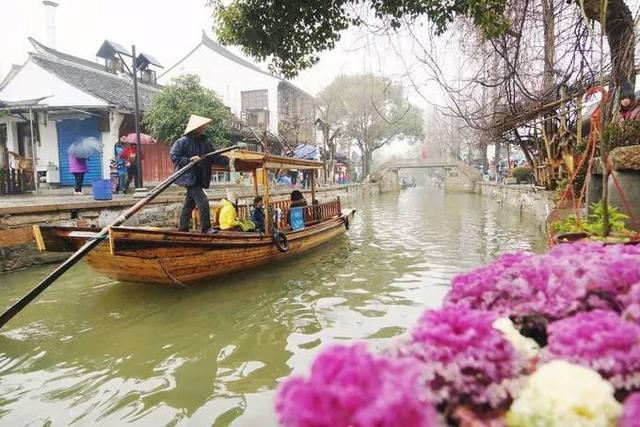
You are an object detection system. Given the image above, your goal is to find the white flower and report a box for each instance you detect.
[507,361,622,427]
[492,317,540,358]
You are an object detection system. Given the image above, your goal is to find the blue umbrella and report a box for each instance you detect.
[67,137,103,159]
[293,144,319,160]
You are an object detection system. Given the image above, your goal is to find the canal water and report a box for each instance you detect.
[0,188,546,426]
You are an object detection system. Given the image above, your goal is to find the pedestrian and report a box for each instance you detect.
[620,86,640,121]
[170,114,227,234]
[114,142,127,193]
[68,154,88,195]
[120,142,140,193]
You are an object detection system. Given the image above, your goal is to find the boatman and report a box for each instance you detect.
[170,114,226,234]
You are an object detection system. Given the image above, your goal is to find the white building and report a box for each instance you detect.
[160,32,316,148]
[0,38,160,187]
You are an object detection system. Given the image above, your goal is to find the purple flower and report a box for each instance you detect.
[445,243,640,322]
[398,307,525,410]
[620,392,640,427]
[276,343,437,427]
[543,310,640,392]
[618,393,640,427]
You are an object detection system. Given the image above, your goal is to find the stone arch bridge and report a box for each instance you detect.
[371,158,483,192]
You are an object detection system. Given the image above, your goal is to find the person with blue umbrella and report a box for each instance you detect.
[67,137,102,195]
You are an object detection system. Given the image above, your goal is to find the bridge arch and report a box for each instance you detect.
[371,158,483,193]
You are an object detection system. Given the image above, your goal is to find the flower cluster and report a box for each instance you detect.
[398,307,525,409]
[276,343,438,427]
[445,243,640,323]
[543,310,640,391]
[275,242,640,426]
[620,393,640,427]
[506,361,622,427]
[444,250,583,321]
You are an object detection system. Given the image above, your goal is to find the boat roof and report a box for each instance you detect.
[219,149,323,172]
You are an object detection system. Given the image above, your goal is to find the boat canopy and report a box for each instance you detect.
[217,149,324,172]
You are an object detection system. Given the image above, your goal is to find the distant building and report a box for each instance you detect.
[160,32,316,149]
[0,38,161,187]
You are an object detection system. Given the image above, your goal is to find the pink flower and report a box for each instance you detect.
[620,392,640,427]
[398,307,525,410]
[543,310,640,392]
[445,243,640,323]
[276,343,437,427]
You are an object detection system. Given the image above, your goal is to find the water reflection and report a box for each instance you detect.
[0,188,545,425]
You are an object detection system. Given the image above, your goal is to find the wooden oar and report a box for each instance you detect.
[0,145,239,328]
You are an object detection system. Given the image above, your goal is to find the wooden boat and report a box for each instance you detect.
[32,149,356,287]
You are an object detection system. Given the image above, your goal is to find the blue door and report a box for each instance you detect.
[57,118,102,186]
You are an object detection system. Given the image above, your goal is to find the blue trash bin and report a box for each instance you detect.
[92,179,113,200]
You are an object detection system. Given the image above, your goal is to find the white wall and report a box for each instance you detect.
[0,59,107,107]
[160,45,281,132]
[100,111,124,180]
[37,112,59,171]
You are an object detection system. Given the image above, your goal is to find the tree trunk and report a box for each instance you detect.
[541,0,556,99]
[362,151,372,177]
[580,0,636,90]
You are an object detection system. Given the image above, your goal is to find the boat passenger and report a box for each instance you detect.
[250,196,265,233]
[290,190,308,208]
[220,189,242,231]
[170,115,226,234]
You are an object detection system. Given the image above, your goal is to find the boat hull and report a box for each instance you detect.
[34,210,355,287]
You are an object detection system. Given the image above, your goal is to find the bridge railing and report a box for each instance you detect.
[370,158,482,182]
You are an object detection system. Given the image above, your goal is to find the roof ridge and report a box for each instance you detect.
[198,33,314,98]
[200,32,272,76]
[29,37,107,73]
[30,51,160,92]
[28,37,161,91]
[158,41,204,79]
[0,62,26,92]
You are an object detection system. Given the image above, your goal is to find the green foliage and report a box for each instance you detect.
[211,0,510,78]
[511,166,533,183]
[142,75,230,145]
[317,74,424,174]
[604,120,640,149]
[552,202,630,237]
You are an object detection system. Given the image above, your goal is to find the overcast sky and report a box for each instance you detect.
[0,0,443,98]
[0,0,455,158]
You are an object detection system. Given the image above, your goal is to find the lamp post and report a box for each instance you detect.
[131,44,144,190]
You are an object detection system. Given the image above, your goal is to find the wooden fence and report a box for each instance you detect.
[0,167,32,195]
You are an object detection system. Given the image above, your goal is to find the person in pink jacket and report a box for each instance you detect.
[68,155,88,195]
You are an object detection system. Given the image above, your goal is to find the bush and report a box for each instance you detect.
[511,166,533,183]
[143,74,230,145]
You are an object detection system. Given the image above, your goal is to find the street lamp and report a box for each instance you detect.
[130,44,144,191]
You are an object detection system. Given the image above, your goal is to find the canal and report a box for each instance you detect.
[0,188,546,426]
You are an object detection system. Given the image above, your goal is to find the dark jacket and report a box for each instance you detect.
[170,134,224,188]
[250,206,265,232]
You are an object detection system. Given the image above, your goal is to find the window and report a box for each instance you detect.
[243,109,270,129]
[241,90,268,110]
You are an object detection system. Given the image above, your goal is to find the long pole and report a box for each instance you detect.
[29,107,38,193]
[0,145,238,329]
[131,44,143,189]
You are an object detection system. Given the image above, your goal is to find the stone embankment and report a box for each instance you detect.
[0,183,378,273]
[475,182,556,224]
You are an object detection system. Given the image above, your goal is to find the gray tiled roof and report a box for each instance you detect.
[28,38,159,111]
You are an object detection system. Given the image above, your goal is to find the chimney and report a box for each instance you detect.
[43,1,59,49]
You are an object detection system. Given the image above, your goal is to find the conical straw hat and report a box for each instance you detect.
[184,115,213,135]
